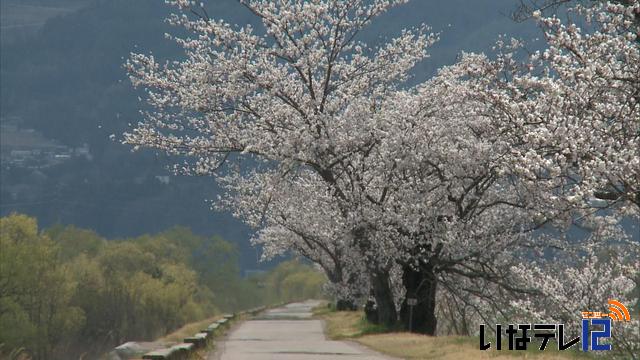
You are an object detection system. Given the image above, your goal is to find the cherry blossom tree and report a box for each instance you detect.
[125,0,438,326]
[217,168,369,309]
[418,1,639,350]
[470,1,639,219]
[334,0,639,333]
[512,0,639,25]
[357,77,560,334]
[509,4,639,356]
[124,0,638,340]
[512,243,640,359]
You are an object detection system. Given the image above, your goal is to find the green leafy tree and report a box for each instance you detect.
[1,215,326,359]
[0,214,84,360]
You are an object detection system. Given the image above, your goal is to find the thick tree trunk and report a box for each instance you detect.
[325,269,355,311]
[400,263,437,335]
[364,292,378,323]
[327,266,360,311]
[351,226,397,326]
[369,269,397,327]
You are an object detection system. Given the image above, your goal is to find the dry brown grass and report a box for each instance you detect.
[316,308,591,360]
[157,315,223,343]
[124,315,230,360]
[320,310,373,339]
[356,333,588,360]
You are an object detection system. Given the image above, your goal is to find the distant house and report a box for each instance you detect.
[0,121,80,168]
[10,149,33,158]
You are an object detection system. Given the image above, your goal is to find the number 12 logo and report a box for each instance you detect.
[582,318,611,351]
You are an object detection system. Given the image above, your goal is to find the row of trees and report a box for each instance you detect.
[124,0,638,357]
[0,214,325,359]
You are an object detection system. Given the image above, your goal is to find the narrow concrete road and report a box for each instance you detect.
[209,300,395,360]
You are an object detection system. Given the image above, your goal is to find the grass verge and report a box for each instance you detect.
[314,306,593,360]
[157,315,223,343]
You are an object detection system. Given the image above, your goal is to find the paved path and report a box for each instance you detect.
[209,300,395,360]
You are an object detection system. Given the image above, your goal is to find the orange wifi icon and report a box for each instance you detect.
[608,300,631,321]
